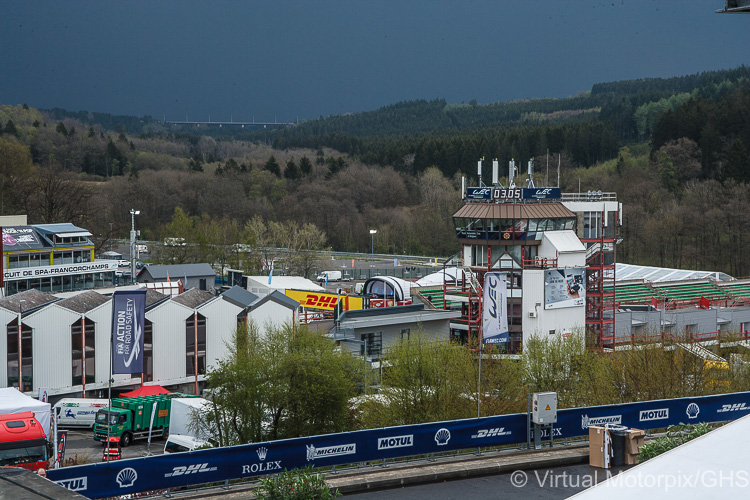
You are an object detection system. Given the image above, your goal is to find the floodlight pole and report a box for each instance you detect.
[17,299,25,391]
[130,209,140,285]
[369,229,377,279]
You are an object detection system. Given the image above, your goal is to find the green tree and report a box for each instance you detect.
[284,158,301,180]
[264,155,281,177]
[299,155,313,175]
[723,138,750,183]
[204,323,364,444]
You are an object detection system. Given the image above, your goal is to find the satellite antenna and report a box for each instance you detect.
[492,158,499,186]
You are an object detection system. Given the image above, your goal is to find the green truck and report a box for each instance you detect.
[93,394,195,447]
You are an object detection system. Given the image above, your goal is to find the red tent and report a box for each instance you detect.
[119,385,170,398]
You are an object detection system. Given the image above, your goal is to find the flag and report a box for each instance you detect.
[112,289,147,374]
[482,272,509,344]
[351,258,355,268]
[325,273,329,287]
[268,259,274,285]
[166,271,171,283]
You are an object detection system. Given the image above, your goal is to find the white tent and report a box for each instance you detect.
[0,388,51,438]
[415,267,465,287]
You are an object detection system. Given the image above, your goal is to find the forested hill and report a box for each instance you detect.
[263,66,750,168]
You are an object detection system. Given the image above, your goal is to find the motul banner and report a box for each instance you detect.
[482,272,509,344]
[285,289,363,311]
[111,290,146,374]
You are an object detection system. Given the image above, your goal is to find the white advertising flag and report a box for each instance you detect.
[482,272,509,344]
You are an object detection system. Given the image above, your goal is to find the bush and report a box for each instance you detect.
[256,466,340,500]
[638,422,713,461]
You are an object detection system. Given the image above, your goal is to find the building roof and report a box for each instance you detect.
[221,286,259,308]
[615,263,733,282]
[139,263,215,280]
[57,290,110,314]
[250,290,299,311]
[145,288,171,309]
[33,223,92,237]
[542,230,586,253]
[171,288,215,309]
[453,202,575,220]
[0,289,58,314]
[336,303,461,330]
[246,276,325,292]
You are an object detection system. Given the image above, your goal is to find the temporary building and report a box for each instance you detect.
[120,385,170,398]
[0,388,51,437]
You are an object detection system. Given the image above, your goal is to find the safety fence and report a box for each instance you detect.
[47,390,750,498]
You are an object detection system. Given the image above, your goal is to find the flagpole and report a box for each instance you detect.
[107,311,112,446]
[477,338,483,418]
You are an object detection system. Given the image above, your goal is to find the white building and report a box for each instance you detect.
[0,285,298,400]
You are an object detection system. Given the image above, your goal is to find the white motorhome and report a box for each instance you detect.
[53,398,108,429]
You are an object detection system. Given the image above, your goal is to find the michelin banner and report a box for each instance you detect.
[544,268,585,310]
[482,272,509,344]
[111,290,146,374]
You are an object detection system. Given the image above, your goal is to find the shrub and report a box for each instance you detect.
[638,422,713,461]
[256,466,340,500]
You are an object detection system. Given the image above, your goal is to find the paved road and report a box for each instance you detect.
[343,463,631,499]
[61,428,165,464]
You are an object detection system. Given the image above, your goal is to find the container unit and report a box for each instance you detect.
[93,394,194,447]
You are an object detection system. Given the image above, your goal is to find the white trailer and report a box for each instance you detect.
[53,398,108,429]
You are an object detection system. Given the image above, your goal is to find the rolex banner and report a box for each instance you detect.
[482,272,509,344]
[111,289,146,374]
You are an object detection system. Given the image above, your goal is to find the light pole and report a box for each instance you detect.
[109,222,113,253]
[369,229,377,278]
[17,299,25,391]
[130,209,140,285]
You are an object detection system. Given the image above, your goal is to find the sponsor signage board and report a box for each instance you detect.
[49,391,750,498]
[111,290,146,374]
[544,268,585,310]
[464,187,562,201]
[3,260,118,281]
[285,289,363,311]
[482,272,509,344]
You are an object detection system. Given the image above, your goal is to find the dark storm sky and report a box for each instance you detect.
[1,1,748,122]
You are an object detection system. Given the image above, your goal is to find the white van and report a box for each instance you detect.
[164,434,212,454]
[54,398,109,429]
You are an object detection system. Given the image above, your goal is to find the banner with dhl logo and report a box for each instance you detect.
[284,289,364,311]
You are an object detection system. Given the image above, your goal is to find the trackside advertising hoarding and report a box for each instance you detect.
[111,289,146,374]
[49,391,750,498]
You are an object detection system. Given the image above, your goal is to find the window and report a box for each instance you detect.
[7,318,32,391]
[583,212,602,239]
[360,332,382,357]
[144,320,153,382]
[71,318,95,385]
[199,278,206,291]
[400,328,410,341]
[186,313,206,376]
